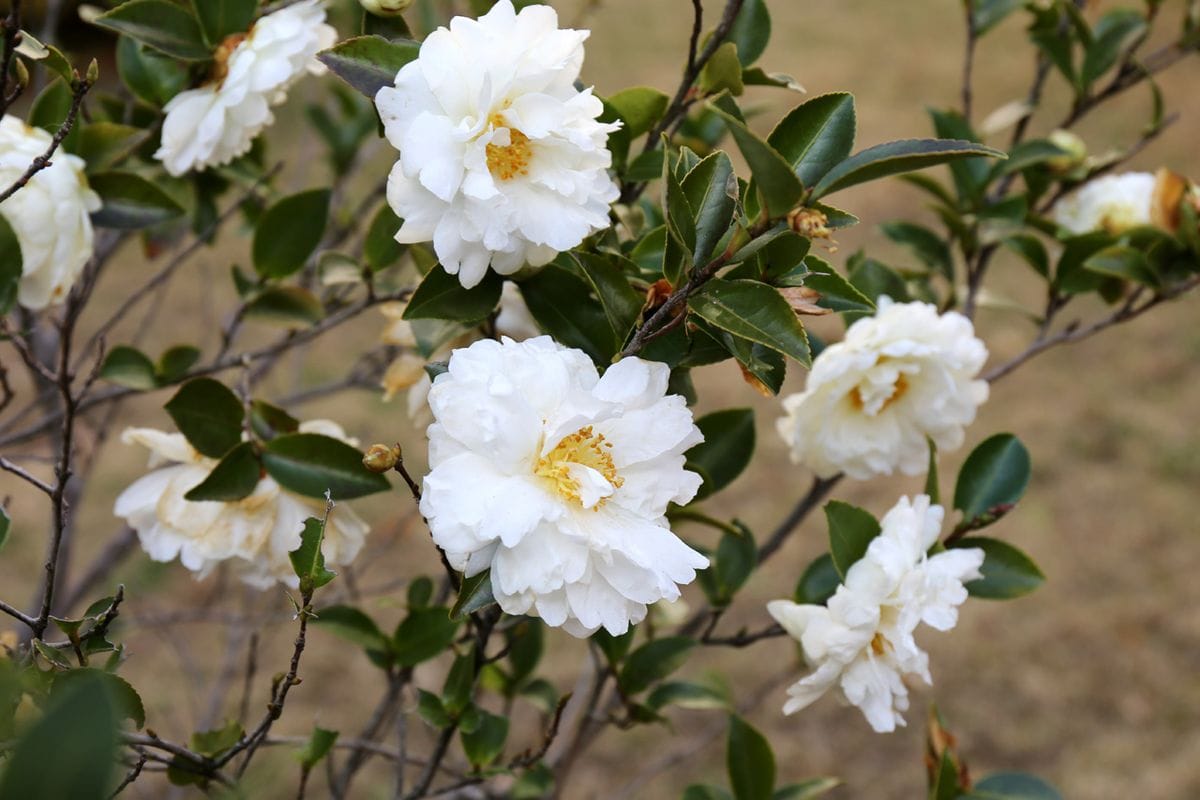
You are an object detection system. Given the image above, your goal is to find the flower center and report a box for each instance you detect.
[870,632,888,656]
[849,374,909,414]
[535,425,624,509]
[210,32,248,86]
[485,114,532,181]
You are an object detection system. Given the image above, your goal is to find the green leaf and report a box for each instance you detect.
[727,715,775,800]
[1081,9,1147,87]
[685,408,755,501]
[392,607,460,667]
[1082,245,1159,288]
[54,669,145,730]
[317,35,420,99]
[184,441,261,502]
[157,345,201,383]
[953,433,1031,524]
[296,727,338,770]
[592,627,636,664]
[263,433,391,500]
[441,648,476,714]
[952,537,1045,600]
[165,378,245,459]
[801,261,875,314]
[742,67,804,91]
[78,122,149,173]
[794,553,839,605]
[364,204,405,272]
[573,253,643,346]
[663,143,697,268]
[825,500,881,578]
[710,104,804,217]
[684,786,734,800]
[881,221,952,280]
[99,346,159,390]
[312,605,391,654]
[688,279,811,366]
[416,689,451,728]
[700,42,744,96]
[89,171,185,229]
[116,36,189,107]
[253,189,331,279]
[403,265,503,322]
[1002,235,1049,278]
[290,516,337,592]
[772,779,841,800]
[931,748,961,800]
[27,80,76,149]
[93,0,211,60]
[682,151,738,265]
[929,109,988,204]
[450,570,497,620]
[768,92,856,189]
[727,0,771,66]
[243,286,326,326]
[0,214,21,315]
[811,139,1006,200]
[190,719,244,756]
[519,264,617,363]
[646,680,732,712]
[713,522,757,599]
[460,710,509,767]
[0,669,118,800]
[618,637,695,695]
[963,772,1063,800]
[192,0,257,46]
[0,506,9,553]
[606,86,669,138]
[925,438,940,505]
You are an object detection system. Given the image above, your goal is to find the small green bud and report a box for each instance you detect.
[359,0,414,16]
[362,443,401,473]
[86,58,100,85]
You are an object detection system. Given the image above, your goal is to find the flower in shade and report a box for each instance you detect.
[0,116,100,309]
[767,495,983,733]
[419,336,708,636]
[1052,171,1154,235]
[777,298,988,480]
[374,0,619,289]
[114,421,368,589]
[155,0,335,176]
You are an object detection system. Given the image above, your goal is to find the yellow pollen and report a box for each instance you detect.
[485,114,532,181]
[210,32,248,86]
[870,632,888,656]
[534,425,623,509]
[849,373,909,413]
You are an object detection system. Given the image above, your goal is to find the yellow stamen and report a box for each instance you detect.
[849,373,910,413]
[535,425,623,509]
[485,114,532,181]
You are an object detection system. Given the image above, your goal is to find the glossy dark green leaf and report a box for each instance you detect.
[929,109,988,204]
[53,669,145,730]
[573,253,642,346]
[78,122,148,173]
[156,345,201,383]
[713,522,757,599]
[252,189,331,279]
[848,254,910,305]
[192,0,257,46]
[295,727,338,770]
[825,500,881,578]
[699,42,744,96]
[881,221,952,280]
[519,265,616,363]
[450,570,496,620]
[606,86,669,138]
[811,139,1006,200]
[116,36,189,107]
[290,516,337,592]
[663,142,697,259]
[1082,245,1159,287]
[99,346,159,390]
[364,205,405,271]
[793,553,839,605]
[953,433,1031,523]
[184,441,261,502]
[0,215,21,315]
[460,710,509,767]
[0,506,10,553]
[312,604,391,653]
[801,259,875,314]
[682,151,738,264]
[263,433,390,500]
[768,92,856,189]
[689,279,811,366]
[249,400,299,440]
[952,537,1045,600]
[403,265,503,321]
[317,35,420,98]
[710,105,804,217]
[190,719,243,756]
[930,747,961,800]
[592,627,636,664]
[685,408,755,501]
[243,286,326,325]
[771,778,841,800]
[963,772,1063,800]
[619,637,695,695]
[93,0,211,60]
[727,715,775,800]
[26,81,77,152]
[972,0,1023,34]
[1002,234,1050,278]
[165,378,245,459]
[392,607,460,667]
[1081,9,1147,87]
[726,0,771,66]
[89,171,185,229]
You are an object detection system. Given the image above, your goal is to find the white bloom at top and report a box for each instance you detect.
[113,421,368,589]
[1053,172,1155,235]
[777,298,988,480]
[375,0,620,289]
[155,0,335,176]
[0,116,100,309]
[420,336,708,637]
[767,495,983,733]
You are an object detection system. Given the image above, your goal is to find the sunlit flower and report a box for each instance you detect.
[374,0,620,289]
[777,298,988,480]
[767,495,983,733]
[155,0,335,176]
[113,421,368,589]
[1053,171,1154,235]
[420,336,708,636]
[0,116,100,309]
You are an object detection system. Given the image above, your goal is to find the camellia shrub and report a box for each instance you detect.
[1,0,1198,797]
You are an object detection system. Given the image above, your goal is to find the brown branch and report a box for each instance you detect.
[0,0,24,116]
[0,73,92,204]
[0,454,53,495]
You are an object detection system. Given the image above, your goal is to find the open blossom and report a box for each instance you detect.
[420,336,708,637]
[1053,172,1154,235]
[114,422,368,589]
[375,0,620,289]
[767,495,983,733]
[777,298,988,480]
[0,116,100,309]
[155,0,335,176]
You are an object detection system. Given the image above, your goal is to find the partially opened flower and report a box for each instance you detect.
[420,336,708,636]
[767,495,983,733]
[0,116,100,309]
[114,421,368,589]
[777,298,988,480]
[1053,171,1155,235]
[155,0,335,176]
[375,0,620,289]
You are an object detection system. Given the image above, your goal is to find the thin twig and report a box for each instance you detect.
[0,455,53,495]
[0,75,92,204]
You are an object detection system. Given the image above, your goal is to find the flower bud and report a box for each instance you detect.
[1150,167,1189,233]
[1045,129,1087,173]
[363,443,401,473]
[359,0,414,16]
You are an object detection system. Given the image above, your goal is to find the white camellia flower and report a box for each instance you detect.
[374,0,620,289]
[767,495,984,733]
[114,421,368,589]
[1053,171,1155,235]
[0,116,100,309]
[420,336,708,636]
[155,0,335,176]
[777,298,988,480]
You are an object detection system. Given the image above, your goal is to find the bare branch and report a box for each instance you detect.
[0,74,92,204]
[0,454,53,495]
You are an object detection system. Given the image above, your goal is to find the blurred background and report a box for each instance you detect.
[2,1,1199,797]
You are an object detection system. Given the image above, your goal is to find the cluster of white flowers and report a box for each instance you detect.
[113,422,368,589]
[777,298,989,480]
[155,0,335,176]
[0,116,100,310]
[419,336,708,637]
[768,495,984,732]
[374,0,620,289]
[1052,171,1155,235]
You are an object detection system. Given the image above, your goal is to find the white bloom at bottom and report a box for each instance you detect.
[114,422,368,589]
[767,495,983,733]
[0,116,100,309]
[1053,172,1155,235]
[777,298,988,480]
[420,336,708,637]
